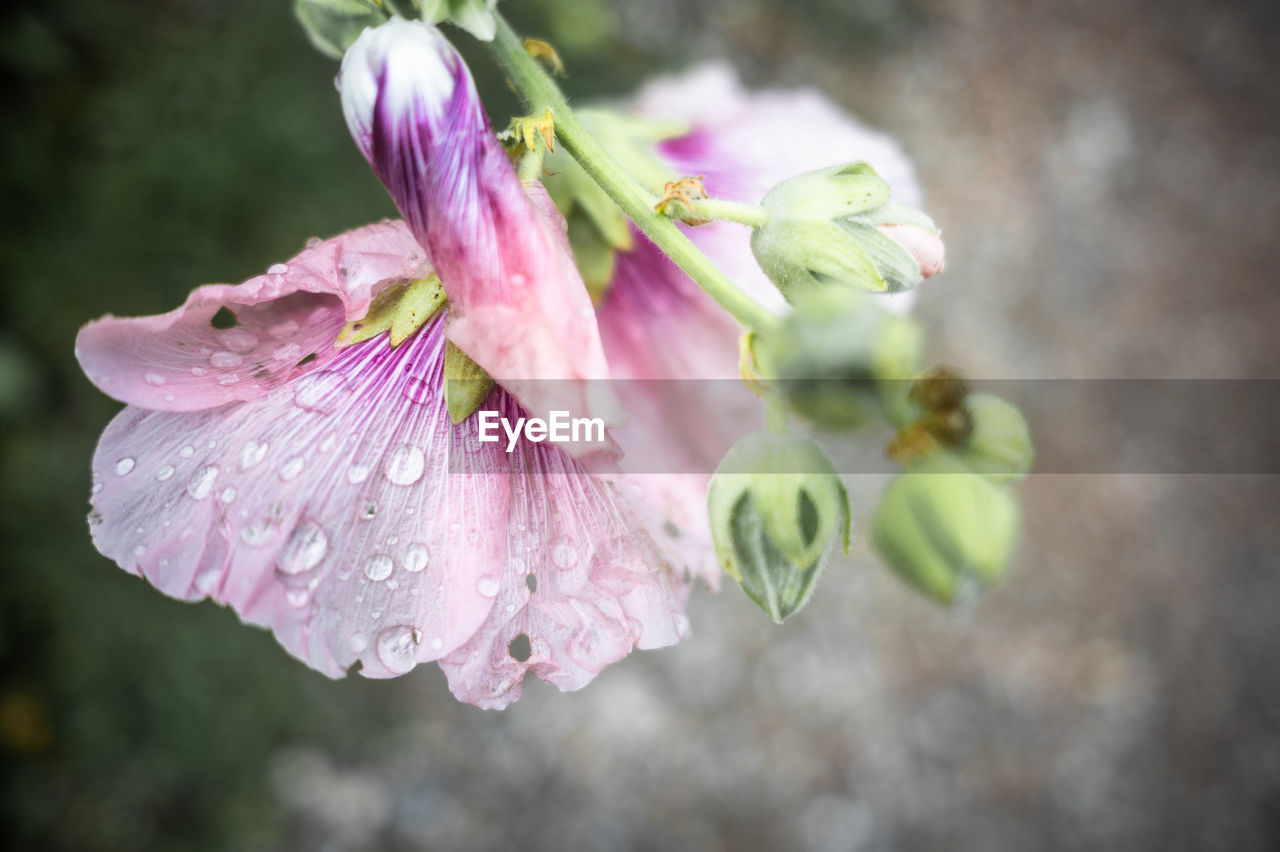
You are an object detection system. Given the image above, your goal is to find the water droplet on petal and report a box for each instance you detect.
[364,554,393,581]
[305,237,321,249]
[144,372,166,386]
[239,440,268,470]
[133,544,146,558]
[552,538,578,570]
[346,464,369,485]
[279,455,305,481]
[403,543,429,573]
[210,350,242,369]
[384,444,425,486]
[430,636,444,651]
[350,634,367,653]
[272,341,302,361]
[267,262,289,275]
[285,588,309,608]
[186,465,218,500]
[190,366,207,377]
[218,486,237,504]
[218,328,259,354]
[270,320,300,340]
[403,377,433,405]
[674,613,691,640]
[155,465,175,482]
[179,446,195,459]
[240,517,277,547]
[477,576,500,598]
[294,371,348,413]
[194,568,221,596]
[217,372,240,386]
[279,521,328,575]
[376,625,420,675]
[91,481,104,495]
[115,457,135,476]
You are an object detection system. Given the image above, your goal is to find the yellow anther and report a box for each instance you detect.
[654,175,710,224]
[523,38,565,75]
[501,109,556,155]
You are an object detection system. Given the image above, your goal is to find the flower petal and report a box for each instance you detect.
[633,64,924,315]
[437,391,692,709]
[88,310,692,701]
[75,222,425,412]
[339,19,619,435]
[89,313,502,680]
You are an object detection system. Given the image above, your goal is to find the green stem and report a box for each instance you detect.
[671,198,771,228]
[485,13,776,332]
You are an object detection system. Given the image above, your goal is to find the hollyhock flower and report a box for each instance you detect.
[77,223,696,709]
[338,18,618,435]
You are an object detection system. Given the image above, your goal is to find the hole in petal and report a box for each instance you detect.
[525,574,537,593]
[508,633,532,662]
[296,353,318,367]
[210,307,238,329]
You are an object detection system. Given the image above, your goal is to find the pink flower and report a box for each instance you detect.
[77,223,695,709]
[338,19,618,433]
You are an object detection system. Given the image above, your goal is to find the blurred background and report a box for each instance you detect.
[3,0,1279,849]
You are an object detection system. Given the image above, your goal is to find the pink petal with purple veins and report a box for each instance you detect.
[75,221,426,412]
[339,20,619,434]
[88,306,692,702]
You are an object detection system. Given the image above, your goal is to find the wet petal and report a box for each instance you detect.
[339,19,618,434]
[89,313,502,679]
[438,393,691,709]
[89,312,691,699]
[75,222,425,412]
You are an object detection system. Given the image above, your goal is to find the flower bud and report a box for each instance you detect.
[870,455,1020,606]
[953,393,1034,483]
[755,285,923,429]
[750,162,944,299]
[708,432,851,623]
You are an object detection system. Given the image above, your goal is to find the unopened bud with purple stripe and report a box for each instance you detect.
[337,18,618,437]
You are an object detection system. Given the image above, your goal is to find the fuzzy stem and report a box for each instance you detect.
[484,13,775,332]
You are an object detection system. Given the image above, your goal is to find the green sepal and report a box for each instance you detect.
[757,162,890,223]
[750,219,886,299]
[708,432,851,623]
[421,0,498,41]
[756,286,923,430]
[953,393,1034,483]
[293,0,390,59]
[336,275,446,349]
[871,454,1021,606]
[443,341,495,424]
[566,213,619,304]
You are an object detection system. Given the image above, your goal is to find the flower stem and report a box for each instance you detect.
[671,198,771,228]
[485,13,776,332]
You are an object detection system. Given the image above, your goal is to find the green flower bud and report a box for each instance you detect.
[750,163,945,300]
[708,432,851,623]
[755,286,923,429]
[954,393,1034,483]
[871,456,1021,606]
